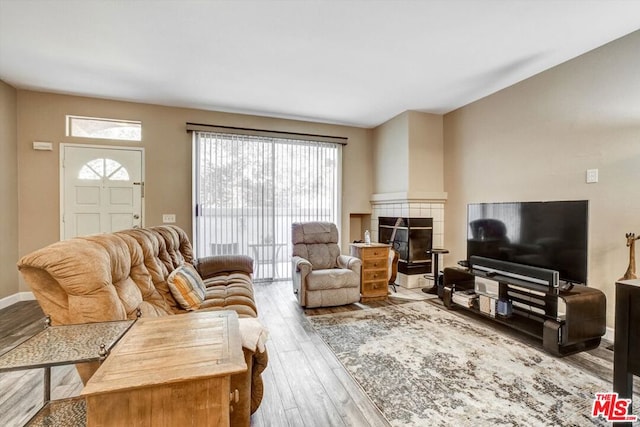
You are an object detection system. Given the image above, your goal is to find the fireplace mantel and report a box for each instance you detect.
[371,191,448,205]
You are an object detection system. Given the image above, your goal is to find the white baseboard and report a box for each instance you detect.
[0,291,35,310]
[603,326,615,344]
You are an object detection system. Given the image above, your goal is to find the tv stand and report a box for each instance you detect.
[442,266,606,356]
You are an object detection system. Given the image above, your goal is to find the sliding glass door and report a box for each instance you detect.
[193,132,341,281]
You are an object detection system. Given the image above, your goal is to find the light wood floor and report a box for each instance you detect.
[0,281,632,427]
[0,282,414,427]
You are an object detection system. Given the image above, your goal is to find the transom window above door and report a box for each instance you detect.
[66,115,142,141]
[78,158,130,181]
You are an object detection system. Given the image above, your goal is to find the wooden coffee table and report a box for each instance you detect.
[81,311,247,427]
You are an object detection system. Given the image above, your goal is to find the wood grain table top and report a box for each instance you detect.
[81,311,247,396]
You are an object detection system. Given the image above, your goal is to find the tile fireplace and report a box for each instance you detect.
[370,195,446,288]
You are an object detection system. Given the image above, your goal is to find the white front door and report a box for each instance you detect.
[61,145,144,239]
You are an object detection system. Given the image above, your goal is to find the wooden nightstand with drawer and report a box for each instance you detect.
[350,243,390,301]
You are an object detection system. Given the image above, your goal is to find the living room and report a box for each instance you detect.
[1,1,639,426]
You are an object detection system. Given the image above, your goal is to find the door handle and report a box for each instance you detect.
[133,214,140,219]
[133,182,144,197]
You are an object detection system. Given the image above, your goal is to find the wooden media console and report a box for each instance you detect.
[442,266,606,356]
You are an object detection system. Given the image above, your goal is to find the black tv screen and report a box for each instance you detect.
[467,200,588,285]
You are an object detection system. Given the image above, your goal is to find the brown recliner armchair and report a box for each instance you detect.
[291,222,361,308]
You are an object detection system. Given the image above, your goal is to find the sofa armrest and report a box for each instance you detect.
[337,254,362,274]
[230,345,269,425]
[195,255,254,280]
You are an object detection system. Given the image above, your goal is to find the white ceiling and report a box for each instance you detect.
[1,1,639,128]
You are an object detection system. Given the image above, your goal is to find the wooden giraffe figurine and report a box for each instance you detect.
[620,232,640,280]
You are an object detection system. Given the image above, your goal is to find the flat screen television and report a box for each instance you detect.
[467,200,588,285]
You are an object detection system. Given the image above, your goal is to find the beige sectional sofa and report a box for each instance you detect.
[17,225,267,426]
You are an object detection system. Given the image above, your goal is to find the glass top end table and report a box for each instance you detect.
[0,316,136,426]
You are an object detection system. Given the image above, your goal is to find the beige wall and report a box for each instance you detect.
[444,30,640,327]
[16,91,373,291]
[372,111,409,194]
[373,110,445,197]
[408,111,444,194]
[0,80,18,299]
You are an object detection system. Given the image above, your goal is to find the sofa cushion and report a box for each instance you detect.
[82,233,174,318]
[167,264,206,311]
[117,226,192,313]
[201,272,258,318]
[291,221,339,244]
[292,243,340,270]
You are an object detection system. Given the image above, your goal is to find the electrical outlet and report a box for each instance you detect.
[162,214,176,223]
[586,169,598,184]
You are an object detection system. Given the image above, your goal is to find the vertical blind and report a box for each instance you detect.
[193,131,342,281]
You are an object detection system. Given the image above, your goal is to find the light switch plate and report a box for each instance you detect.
[586,169,598,184]
[162,214,176,223]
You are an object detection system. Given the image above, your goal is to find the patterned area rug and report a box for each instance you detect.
[308,301,639,427]
[387,292,434,302]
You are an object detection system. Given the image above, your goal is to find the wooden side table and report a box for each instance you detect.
[81,311,247,427]
[350,243,390,301]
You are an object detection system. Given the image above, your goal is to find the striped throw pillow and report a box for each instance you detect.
[167,264,206,311]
